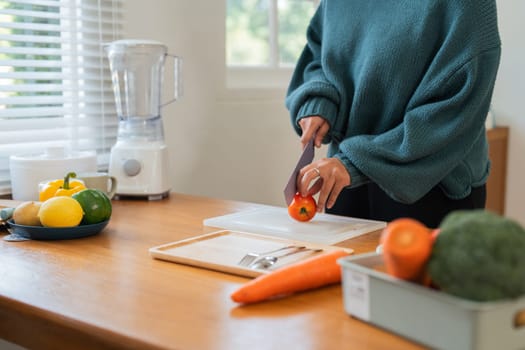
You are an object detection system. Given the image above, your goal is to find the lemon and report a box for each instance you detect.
[13,201,42,226]
[38,196,84,227]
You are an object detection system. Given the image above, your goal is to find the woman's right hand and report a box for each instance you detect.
[298,116,329,149]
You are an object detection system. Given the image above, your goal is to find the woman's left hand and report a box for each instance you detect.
[297,158,351,212]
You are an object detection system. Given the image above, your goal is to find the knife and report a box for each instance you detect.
[283,137,315,206]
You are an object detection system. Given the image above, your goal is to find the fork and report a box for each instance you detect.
[237,245,303,266]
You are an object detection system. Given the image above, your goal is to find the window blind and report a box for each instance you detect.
[0,0,123,195]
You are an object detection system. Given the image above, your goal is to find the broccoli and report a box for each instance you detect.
[427,210,525,302]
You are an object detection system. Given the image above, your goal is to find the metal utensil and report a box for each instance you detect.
[249,247,323,270]
[237,245,303,266]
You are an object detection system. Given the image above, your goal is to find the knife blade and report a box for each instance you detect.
[283,137,315,206]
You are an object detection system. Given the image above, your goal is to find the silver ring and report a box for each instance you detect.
[312,167,321,177]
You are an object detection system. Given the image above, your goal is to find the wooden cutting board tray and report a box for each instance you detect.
[149,230,353,278]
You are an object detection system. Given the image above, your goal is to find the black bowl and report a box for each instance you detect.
[6,219,109,240]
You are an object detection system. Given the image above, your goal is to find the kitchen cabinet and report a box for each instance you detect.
[486,126,509,215]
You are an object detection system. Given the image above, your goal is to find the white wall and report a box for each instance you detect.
[124,1,525,224]
[124,0,302,208]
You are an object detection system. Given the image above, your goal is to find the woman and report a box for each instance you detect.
[285,0,501,228]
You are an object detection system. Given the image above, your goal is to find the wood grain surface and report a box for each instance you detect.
[0,194,425,350]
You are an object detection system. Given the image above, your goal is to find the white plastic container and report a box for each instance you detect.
[9,147,97,201]
[339,253,525,350]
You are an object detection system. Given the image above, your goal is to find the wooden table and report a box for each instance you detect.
[0,194,425,350]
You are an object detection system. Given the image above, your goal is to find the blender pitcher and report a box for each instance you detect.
[105,39,182,200]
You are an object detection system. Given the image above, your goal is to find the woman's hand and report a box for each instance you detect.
[297,158,351,212]
[298,116,329,149]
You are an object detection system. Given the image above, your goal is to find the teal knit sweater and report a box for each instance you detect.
[286,0,501,204]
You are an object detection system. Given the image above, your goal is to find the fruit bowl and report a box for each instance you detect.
[6,219,109,241]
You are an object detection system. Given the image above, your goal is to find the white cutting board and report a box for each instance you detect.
[203,205,386,245]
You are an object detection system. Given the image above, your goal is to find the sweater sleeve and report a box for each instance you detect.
[285,3,340,139]
[335,47,501,204]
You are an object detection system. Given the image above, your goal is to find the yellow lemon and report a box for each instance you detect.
[38,196,84,227]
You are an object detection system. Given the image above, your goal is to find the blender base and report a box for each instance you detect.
[109,142,171,200]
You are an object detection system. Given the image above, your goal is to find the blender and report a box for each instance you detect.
[105,40,182,200]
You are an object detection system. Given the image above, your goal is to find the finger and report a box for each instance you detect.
[299,117,325,148]
[299,134,308,149]
[298,119,314,147]
[298,166,322,197]
[317,175,336,213]
[300,129,316,149]
[315,122,329,147]
[307,177,323,197]
[326,181,346,209]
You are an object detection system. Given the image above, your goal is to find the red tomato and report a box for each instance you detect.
[288,193,317,222]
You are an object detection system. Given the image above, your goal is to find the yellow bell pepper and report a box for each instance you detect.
[39,172,87,202]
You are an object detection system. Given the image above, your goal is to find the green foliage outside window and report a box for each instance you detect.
[0,0,61,109]
[278,1,315,65]
[226,0,316,67]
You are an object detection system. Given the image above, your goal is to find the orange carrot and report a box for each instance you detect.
[231,250,350,304]
[380,218,433,281]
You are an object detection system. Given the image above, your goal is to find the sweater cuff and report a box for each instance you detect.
[296,96,338,129]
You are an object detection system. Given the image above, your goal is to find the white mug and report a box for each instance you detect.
[77,172,118,199]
